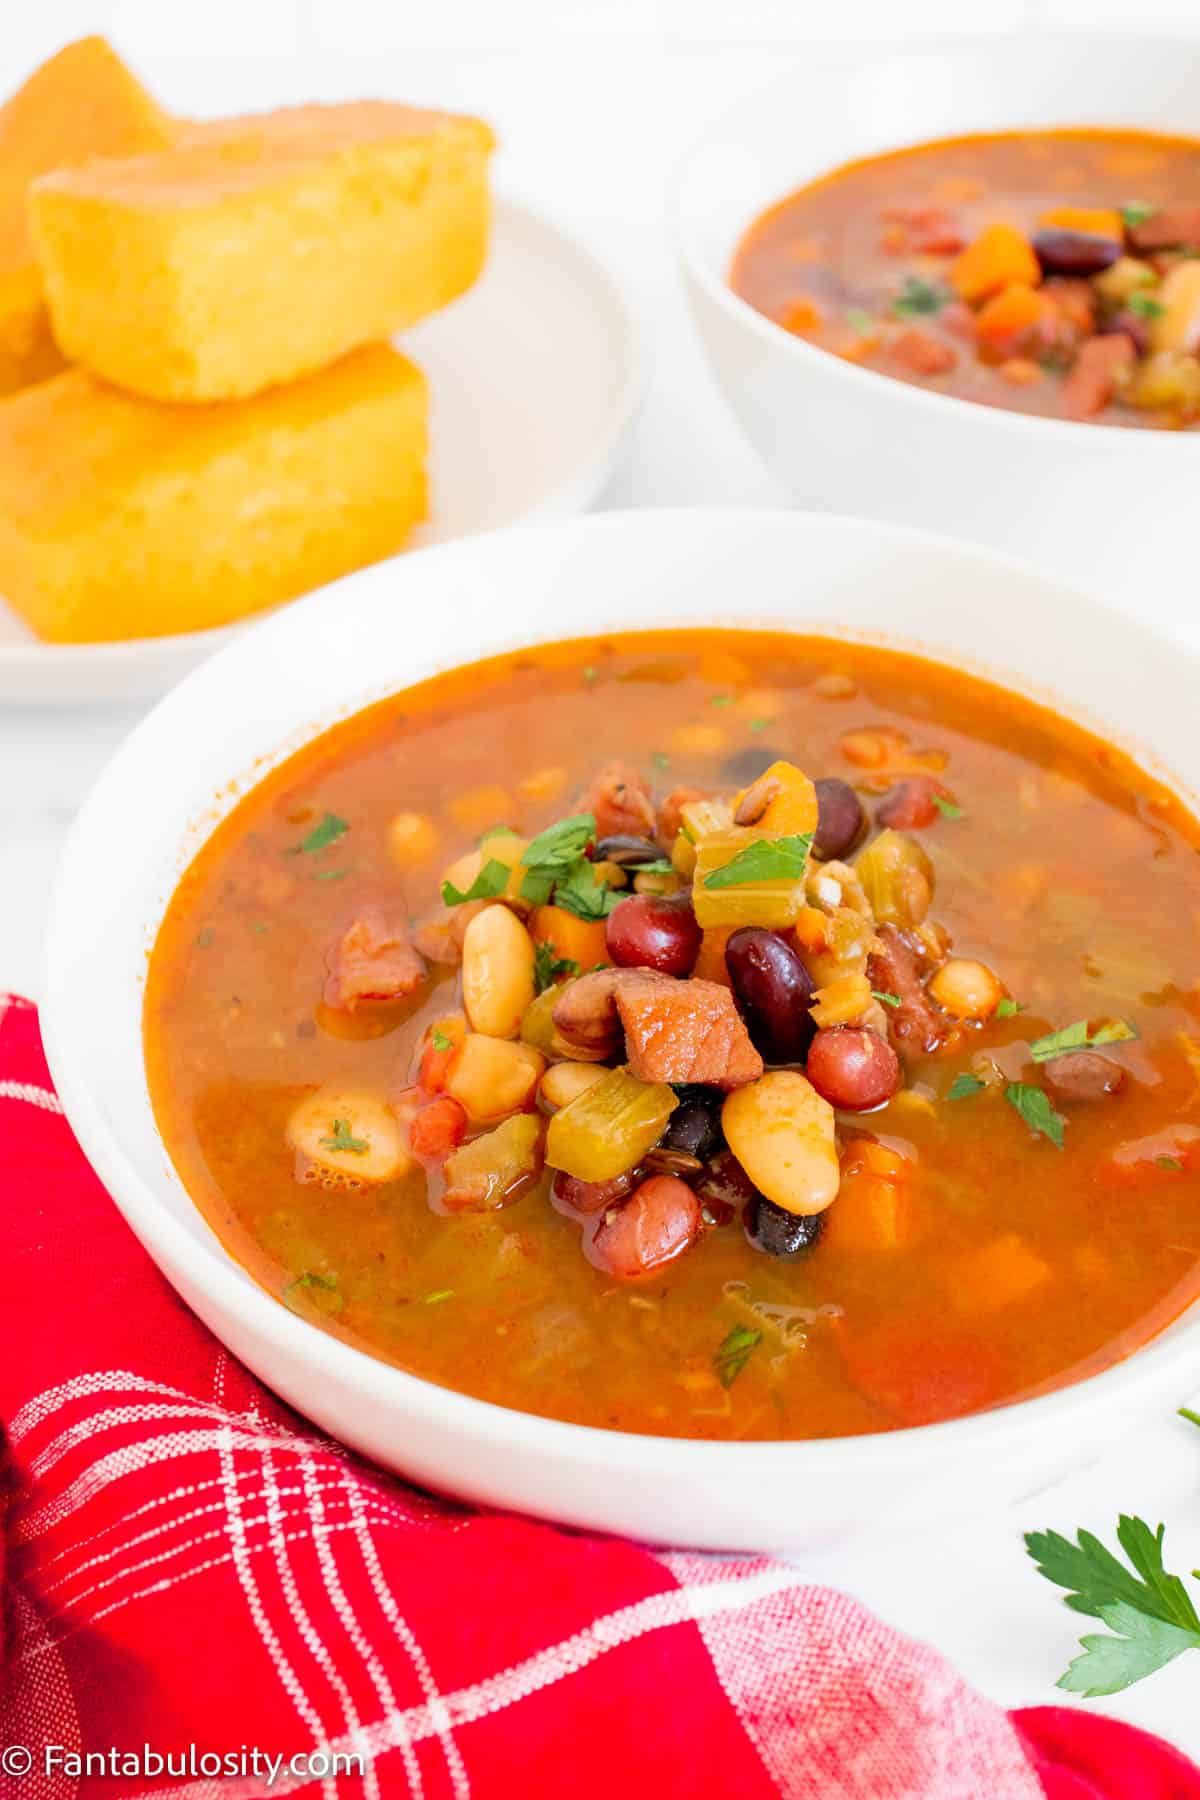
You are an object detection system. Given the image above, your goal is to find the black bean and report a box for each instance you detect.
[1033,228,1122,278]
[745,1192,824,1258]
[813,777,866,861]
[725,927,816,1063]
[594,834,666,867]
[662,1094,724,1162]
[723,745,786,784]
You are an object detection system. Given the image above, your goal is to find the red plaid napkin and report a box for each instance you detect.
[2,992,1197,1799]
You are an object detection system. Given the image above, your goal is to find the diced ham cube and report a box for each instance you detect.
[616,973,763,1091]
[324,908,426,1010]
[1061,332,1135,421]
[1129,206,1200,252]
[578,761,656,841]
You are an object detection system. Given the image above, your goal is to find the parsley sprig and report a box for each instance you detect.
[533,940,580,993]
[290,811,348,855]
[892,276,950,318]
[703,832,814,891]
[1029,1018,1137,1063]
[320,1119,369,1155]
[1028,1429,1200,1696]
[715,1323,762,1387]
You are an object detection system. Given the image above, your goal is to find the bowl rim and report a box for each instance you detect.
[668,28,1200,454]
[42,505,1200,1480]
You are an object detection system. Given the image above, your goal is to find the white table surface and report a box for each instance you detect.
[4,1,1200,1762]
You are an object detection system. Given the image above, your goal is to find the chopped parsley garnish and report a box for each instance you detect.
[1038,348,1072,375]
[1004,1081,1066,1149]
[872,990,901,1008]
[652,751,671,770]
[948,1072,986,1100]
[932,794,963,820]
[519,812,596,905]
[423,1288,454,1305]
[715,1323,762,1387]
[194,926,215,949]
[313,868,348,882]
[291,811,348,855]
[1121,201,1157,228]
[1026,1503,1200,1696]
[479,822,518,844]
[892,276,949,318]
[748,718,770,734]
[320,1119,369,1155]
[1127,291,1165,320]
[533,939,581,993]
[995,997,1023,1018]
[631,858,675,875]
[1156,1155,1184,1173]
[1029,1018,1138,1063]
[711,693,733,708]
[251,921,270,934]
[702,831,813,891]
[282,1271,344,1317]
[846,306,874,334]
[553,859,623,921]
[442,857,510,907]
[583,666,598,684]
[430,1026,454,1052]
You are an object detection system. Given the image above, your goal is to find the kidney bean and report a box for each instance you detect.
[661,1092,724,1162]
[876,775,948,831]
[586,1175,701,1278]
[805,1026,900,1111]
[725,927,816,1064]
[551,1167,638,1217]
[813,777,867,860]
[1033,228,1123,277]
[1042,1051,1126,1106]
[723,745,785,784]
[594,835,665,867]
[605,891,701,978]
[745,1191,824,1258]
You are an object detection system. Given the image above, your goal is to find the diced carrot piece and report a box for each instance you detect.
[409,1095,469,1161]
[779,296,822,335]
[842,1318,1010,1426]
[418,1014,468,1092]
[529,904,609,974]
[952,1233,1051,1313]
[888,329,957,375]
[692,925,735,987]
[1040,204,1124,241]
[950,223,1041,304]
[843,1139,908,1180]
[974,282,1053,353]
[823,1174,915,1253]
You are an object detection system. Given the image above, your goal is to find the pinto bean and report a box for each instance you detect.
[1042,1051,1126,1106]
[867,924,950,1056]
[876,776,948,831]
[551,968,623,1060]
[551,1167,639,1216]
[586,1175,702,1279]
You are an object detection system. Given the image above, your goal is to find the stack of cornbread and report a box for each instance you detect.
[0,38,494,642]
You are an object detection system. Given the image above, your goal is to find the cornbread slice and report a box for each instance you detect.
[0,37,175,396]
[31,101,494,403]
[0,344,427,643]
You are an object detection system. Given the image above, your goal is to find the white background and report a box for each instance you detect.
[4,0,1200,1765]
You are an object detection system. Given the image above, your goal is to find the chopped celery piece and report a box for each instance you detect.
[679,796,733,842]
[442,1114,544,1212]
[520,984,562,1055]
[854,829,934,928]
[546,1068,676,1182]
[693,830,808,928]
